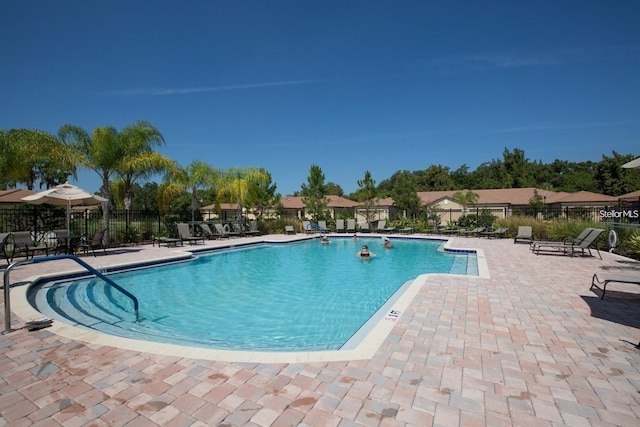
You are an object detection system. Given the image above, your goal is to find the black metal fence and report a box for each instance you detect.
[1,202,638,245]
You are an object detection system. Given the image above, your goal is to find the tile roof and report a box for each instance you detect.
[620,190,640,199]
[0,188,37,203]
[416,187,618,206]
[280,195,359,209]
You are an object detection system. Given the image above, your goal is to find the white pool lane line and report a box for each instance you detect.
[9,245,488,364]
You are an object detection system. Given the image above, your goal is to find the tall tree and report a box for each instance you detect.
[161,160,219,223]
[1,128,76,190]
[250,168,279,219]
[115,121,173,213]
[325,182,344,196]
[300,164,328,221]
[216,167,271,223]
[59,124,122,244]
[502,147,533,188]
[357,170,378,227]
[390,170,421,219]
[594,151,640,196]
[419,164,454,191]
[452,190,479,215]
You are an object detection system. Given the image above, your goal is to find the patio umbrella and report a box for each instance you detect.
[20,181,107,237]
[621,157,640,169]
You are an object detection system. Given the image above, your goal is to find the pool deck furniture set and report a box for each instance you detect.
[1,228,110,264]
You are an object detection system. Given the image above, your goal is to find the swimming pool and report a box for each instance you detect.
[29,237,477,352]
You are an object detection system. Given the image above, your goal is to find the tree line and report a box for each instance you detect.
[2,123,639,229]
[0,122,279,243]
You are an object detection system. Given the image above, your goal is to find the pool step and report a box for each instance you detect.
[31,279,227,347]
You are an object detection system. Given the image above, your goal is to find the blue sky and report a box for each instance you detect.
[2,1,639,196]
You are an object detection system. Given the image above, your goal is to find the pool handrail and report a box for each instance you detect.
[3,254,140,333]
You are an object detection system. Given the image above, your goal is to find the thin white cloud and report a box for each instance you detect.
[105,80,320,96]
[494,119,640,134]
[432,46,640,71]
[432,52,561,70]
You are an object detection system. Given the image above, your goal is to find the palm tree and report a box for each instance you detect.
[59,124,120,244]
[115,121,174,228]
[357,170,378,227]
[59,121,166,245]
[452,190,479,216]
[216,167,271,224]
[1,128,76,190]
[161,160,219,224]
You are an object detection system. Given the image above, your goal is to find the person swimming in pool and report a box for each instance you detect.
[358,244,371,258]
[383,237,393,249]
[321,235,330,244]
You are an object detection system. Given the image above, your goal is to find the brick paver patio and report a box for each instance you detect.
[1,235,639,426]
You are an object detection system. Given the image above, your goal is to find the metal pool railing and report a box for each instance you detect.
[2,254,139,333]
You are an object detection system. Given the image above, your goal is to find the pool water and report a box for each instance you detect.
[31,237,476,351]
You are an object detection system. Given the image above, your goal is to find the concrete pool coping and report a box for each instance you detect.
[7,233,488,363]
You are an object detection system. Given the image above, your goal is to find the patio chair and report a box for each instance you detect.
[335,219,345,233]
[1,232,12,264]
[78,228,107,256]
[177,223,205,245]
[531,227,594,253]
[513,226,533,244]
[232,223,245,236]
[10,231,49,261]
[591,272,640,299]
[52,229,71,254]
[215,223,240,238]
[244,221,261,236]
[533,228,604,259]
[346,219,356,233]
[458,227,485,237]
[318,220,329,233]
[199,223,223,240]
[359,222,370,233]
[284,225,296,235]
[479,227,508,239]
[376,220,395,233]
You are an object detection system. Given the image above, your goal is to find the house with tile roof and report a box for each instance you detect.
[0,189,37,208]
[378,188,619,225]
[279,195,360,220]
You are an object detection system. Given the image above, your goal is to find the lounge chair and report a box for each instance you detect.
[199,223,223,240]
[10,231,49,260]
[245,221,261,236]
[533,228,604,259]
[359,222,370,233]
[78,228,107,256]
[458,227,485,237]
[376,220,395,233]
[154,236,183,247]
[480,227,508,239]
[302,221,313,234]
[177,223,205,245]
[346,219,356,233]
[284,225,296,235]
[232,223,245,236]
[591,272,640,299]
[317,220,330,233]
[531,227,594,253]
[215,223,240,238]
[513,226,533,244]
[335,219,345,233]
